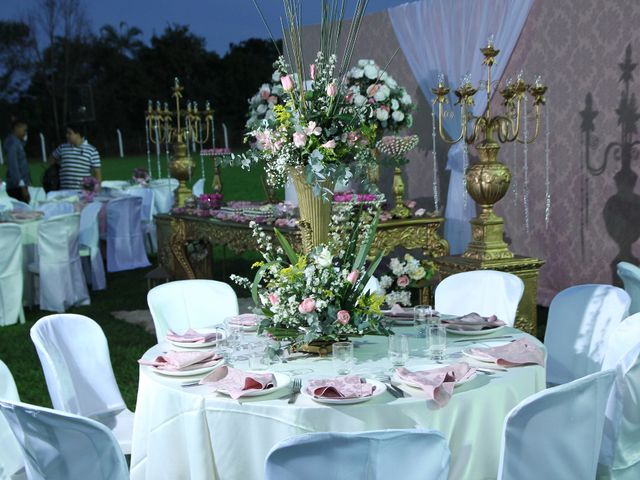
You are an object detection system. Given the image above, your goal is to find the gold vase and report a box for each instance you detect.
[170,140,195,207]
[290,169,334,253]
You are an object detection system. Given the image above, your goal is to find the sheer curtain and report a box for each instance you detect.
[388,0,533,254]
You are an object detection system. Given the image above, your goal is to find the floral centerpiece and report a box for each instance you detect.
[198,193,223,210]
[132,167,150,186]
[379,254,436,307]
[232,208,390,347]
[81,176,99,202]
[245,70,285,132]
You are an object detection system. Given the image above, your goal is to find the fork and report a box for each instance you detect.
[288,378,302,404]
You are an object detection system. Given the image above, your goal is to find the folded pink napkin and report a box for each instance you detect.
[201,366,275,399]
[305,376,376,399]
[442,312,505,331]
[382,304,413,318]
[166,328,222,343]
[466,338,545,367]
[228,314,260,327]
[396,363,476,407]
[138,350,222,371]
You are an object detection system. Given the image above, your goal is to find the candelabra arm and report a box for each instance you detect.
[436,101,467,144]
[197,118,211,145]
[516,104,542,144]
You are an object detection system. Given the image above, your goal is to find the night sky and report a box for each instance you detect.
[3,0,410,54]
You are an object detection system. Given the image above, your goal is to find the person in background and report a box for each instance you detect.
[50,124,102,190]
[3,119,31,204]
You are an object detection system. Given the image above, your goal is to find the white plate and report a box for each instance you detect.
[392,365,477,389]
[150,358,224,377]
[462,340,513,363]
[302,378,387,405]
[445,325,507,336]
[216,372,291,397]
[167,328,226,349]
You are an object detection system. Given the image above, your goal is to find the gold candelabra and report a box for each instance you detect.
[432,38,547,260]
[145,77,214,207]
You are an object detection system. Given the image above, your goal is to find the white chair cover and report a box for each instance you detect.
[498,369,615,480]
[264,429,450,480]
[617,262,640,315]
[40,201,75,219]
[106,196,150,272]
[125,186,157,253]
[192,178,205,197]
[150,178,178,213]
[36,213,90,312]
[46,189,79,200]
[0,400,129,480]
[434,270,524,326]
[8,199,31,212]
[148,280,239,343]
[79,202,106,290]
[27,186,46,208]
[101,180,129,190]
[599,315,640,477]
[30,314,134,454]
[0,361,24,480]
[0,224,24,326]
[544,284,630,385]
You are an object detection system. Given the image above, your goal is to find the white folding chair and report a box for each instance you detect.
[106,196,150,272]
[29,213,90,312]
[148,280,239,343]
[265,429,450,480]
[40,201,75,219]
[544,284,630,385]
[30,314,134,455]
[149,179,176,214]
[46,189,79,200]
[125,186,157,253]
[617,262,640,315]
[434,270,524,326]
[0,224,25,326]
[498,369,615,480]
[192,178,205,197]
[79,202,106,290]
[0,400,129,480]
[0,361,24,480]
[599,315,640,478]
[8,199,31,212]
[28,186,46,209]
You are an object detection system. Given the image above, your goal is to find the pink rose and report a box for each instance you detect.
[404,200,417,209]
[397,275,410,288]
[267,95,278,104]
[326,82,337,97]
[414,208,426,217]
[281,75,294,92]
[260,89,270,100]
[345,91,354,103]
[298,298,316,314]
[346,131,360,146]
[367,84,380,97]
[309,63,316,80]
[321,139,336,149]
[346,270,359,284]
[268,293,279,305]
[293,132,307,148]
[336,310,351,325]
[380,211,393,222]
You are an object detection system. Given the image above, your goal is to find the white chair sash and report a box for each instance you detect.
[106,196,150,272]
[79,201,106,290]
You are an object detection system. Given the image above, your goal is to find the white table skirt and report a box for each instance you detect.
[131,327,546,480]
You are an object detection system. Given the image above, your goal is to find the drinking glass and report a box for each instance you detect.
[223,318,246,363]
[388,334,410,367]
[248,341,271,371]
[427,324,447,361]
[332,342,354,375]
[414,305,432,337]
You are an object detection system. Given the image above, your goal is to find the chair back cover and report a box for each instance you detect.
[125,186,155,222]
[148,280,239,343]
[30,314,126,418]
[0,224,23,326]
[434,270,524,326]
[192,178,205,197]
[544,284,630,385]
[617,262,640,315]
[106,196,150,272]
[599,315,640,476]
[149,179,176,214]
[0,400,128,480]
[264,429,450,480]
[9,199,31,211]
[498,369,615,480]
[40,201,75,219]
[79,201,106,290]
[0,360,24,479]
[37,213,89,312]
[46,189,78,200]
[28,186,46,208]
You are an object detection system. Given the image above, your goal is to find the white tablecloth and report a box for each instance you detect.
[131,327,546,480]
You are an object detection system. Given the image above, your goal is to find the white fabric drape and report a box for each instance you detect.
[388,0,533,254]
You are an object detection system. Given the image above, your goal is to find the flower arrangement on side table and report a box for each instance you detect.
[379,254,436,307]
[81,176,99,202]
[245,70,285,132]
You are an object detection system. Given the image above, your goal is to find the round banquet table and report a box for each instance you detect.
[130,326,546,480]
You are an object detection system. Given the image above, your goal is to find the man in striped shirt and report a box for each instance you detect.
[50,124,102,190]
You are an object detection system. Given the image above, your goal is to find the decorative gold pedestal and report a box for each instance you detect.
[390,167,411,219]
[434,255,545,337]
[170,141,195,207]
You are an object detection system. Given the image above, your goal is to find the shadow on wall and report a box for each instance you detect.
[584,44,640,284]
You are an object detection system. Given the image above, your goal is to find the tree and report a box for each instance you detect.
[0,21,32,102]
[99,22,143,58]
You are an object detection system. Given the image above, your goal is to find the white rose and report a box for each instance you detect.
[364,64,378,80]
[272,71,281,82]
[354,94,367,106]
[392,110,405,122]
[256,104,267,114]
[401,93,412,105]
[387,76,398,88]
[374,85,390,102]
[391,99,400,111]
[375,108,389,121]
[380,71,389,82]
[351,68,364,79]
[358,59,368,67]
[409,267,426,281]
[315,247,333,268]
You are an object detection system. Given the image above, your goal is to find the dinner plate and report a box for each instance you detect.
[461,339,513,363]
[302,378,387,405]
[167,328,226,349]
[150,357,224,377]
[445,325,507,336]
[216,372,291,397]
[392,365,477,389]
